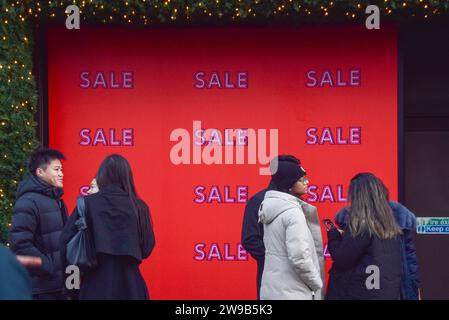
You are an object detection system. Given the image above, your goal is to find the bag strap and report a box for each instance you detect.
[76,197,86,218]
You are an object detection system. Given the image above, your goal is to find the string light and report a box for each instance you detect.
[17,0,444,25]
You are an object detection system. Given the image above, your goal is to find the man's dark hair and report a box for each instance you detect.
[28,148,66,176]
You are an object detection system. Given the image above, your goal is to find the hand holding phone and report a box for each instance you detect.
[322,219,336,232]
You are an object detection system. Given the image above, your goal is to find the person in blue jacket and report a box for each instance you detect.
[0,244,33,300]
[335,184,421,300]
[241,155,301,299]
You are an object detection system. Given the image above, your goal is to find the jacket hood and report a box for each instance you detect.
[16,174,63,200]
[389,201,417,230]
[258,190,301,224]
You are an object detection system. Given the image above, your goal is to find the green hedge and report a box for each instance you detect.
[22,1,449,25]
[0,1,39,244]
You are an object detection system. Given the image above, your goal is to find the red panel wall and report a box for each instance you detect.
[47,25,398,299]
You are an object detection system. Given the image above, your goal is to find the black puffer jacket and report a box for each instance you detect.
[9,174,68,295]
[241,181,275,300]
[326,228,402,300]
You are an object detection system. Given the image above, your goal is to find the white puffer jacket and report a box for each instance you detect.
[258,190,325,300]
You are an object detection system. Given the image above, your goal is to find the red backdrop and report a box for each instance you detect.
[47,25,398,299]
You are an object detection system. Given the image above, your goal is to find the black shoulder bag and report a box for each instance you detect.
[66,197,97,272]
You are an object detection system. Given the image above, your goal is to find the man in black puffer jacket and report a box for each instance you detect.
[9,148,67,300]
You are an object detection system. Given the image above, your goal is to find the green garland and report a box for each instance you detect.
[22,1,449,25]
[1,0,449,244]
[0,1,39,244]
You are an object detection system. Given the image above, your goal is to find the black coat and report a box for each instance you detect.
[241,182,273,299]
[326,228,402,300]
[335,202,420,299]
[61,184,155,300]
[9,174,68,295]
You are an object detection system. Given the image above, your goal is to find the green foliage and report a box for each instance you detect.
[0,2,39,244]
[21,1,449,26]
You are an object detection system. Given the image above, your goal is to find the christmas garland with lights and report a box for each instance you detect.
[1,0,449,244]
[0,2,38,244]
[20,0,449,25]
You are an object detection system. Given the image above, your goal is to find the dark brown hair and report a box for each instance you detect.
[347,172,402,239]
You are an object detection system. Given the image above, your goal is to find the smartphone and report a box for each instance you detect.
[322,219,336,232]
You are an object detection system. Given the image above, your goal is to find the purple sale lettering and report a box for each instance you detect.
[193,243,248,261]
[194,185,248,204]
[194,71,248,89]
[306,127,361,145]
[79,185,89,196]
[80,71,133,89]
[324,243,331,258]
[307,184,347,203]
[305,69,361,88]
[193,128,249,146]
[79,128,134,146]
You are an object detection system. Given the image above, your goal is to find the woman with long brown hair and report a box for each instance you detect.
[326,172,402,300]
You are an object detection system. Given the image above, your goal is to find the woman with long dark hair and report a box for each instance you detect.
[326,172,402,300]
[61,154,155,300]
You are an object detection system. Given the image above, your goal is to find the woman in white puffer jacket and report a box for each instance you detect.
[258,157,324,300]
